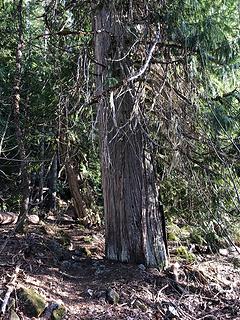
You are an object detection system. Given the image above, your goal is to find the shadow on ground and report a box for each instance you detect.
[0,222,239,319]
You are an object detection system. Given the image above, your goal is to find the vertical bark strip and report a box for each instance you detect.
[13,0,30,232]
[94,3,168,267]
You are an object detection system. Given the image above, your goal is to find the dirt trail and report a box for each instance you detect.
[0,221,239,319]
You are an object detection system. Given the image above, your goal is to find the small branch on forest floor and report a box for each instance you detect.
[57,269,83,280]
[0,265,20,315]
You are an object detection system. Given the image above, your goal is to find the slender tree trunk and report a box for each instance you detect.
[47,153,58,210]
[13,0,30,233]
[38,127,45,206]
[59,99,86,220]
[94,4,168,267]
[65,159,86,220]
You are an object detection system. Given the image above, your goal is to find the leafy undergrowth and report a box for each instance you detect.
[0,217,239,320]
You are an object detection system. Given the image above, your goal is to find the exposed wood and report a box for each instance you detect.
[0,212,18,225]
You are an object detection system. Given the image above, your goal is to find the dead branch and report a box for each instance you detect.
[0,265,20,315]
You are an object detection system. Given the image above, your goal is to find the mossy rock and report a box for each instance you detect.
[47,239,71,261]
[175,246,196,262]
[51,305,66,320]
[167,231,179,241]
[17,287,46,318]
[9,310,20,320]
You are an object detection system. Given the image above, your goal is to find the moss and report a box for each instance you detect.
[205,231,225,252]
[78,224,85,231]
[17,287,46,318]
[167,223,181,241]
[167,223,191,242]
[179,226,191,239]
[83,236,93,244]
[82,247,92,257]
[190,229,206,245]
[167,231,179,241]
[175,246,196,262]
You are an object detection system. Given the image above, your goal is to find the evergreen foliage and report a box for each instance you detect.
[0,0,239,245]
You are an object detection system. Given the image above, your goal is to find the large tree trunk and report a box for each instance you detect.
[94,4,168,267]
[13,0,30,233]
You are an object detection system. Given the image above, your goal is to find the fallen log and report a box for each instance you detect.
[0,212,18,225]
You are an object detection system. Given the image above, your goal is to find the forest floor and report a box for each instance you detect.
[0,215,239,320]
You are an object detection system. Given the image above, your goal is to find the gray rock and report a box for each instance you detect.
[138,264,146,271]
[51,304,66,320]
[9,310,20,320]
[60,260,72,271]
[27,214,40,224]
[39,301,65,320]
[60,260,82,272]
[105,288,120,305]
[219,248,229,256]
[47,239,71,261]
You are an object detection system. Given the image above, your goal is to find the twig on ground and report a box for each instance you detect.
[0,265,20,315]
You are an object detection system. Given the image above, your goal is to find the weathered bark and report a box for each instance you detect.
[94,4,168,266]
[13,0,30,233]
